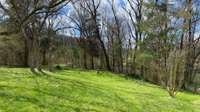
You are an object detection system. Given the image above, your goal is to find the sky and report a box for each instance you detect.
[57,0,128,36]
[0,0,199,38]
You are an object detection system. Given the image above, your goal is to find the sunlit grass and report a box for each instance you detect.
[0,67,199,112]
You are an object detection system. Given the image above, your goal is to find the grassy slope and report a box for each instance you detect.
[0,68,199,112]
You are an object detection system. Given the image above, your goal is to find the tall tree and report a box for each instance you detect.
[79,0,111,71]
[0,0,71,72]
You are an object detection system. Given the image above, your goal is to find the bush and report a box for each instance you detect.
[55,65,63,70]
[166,49,186,97]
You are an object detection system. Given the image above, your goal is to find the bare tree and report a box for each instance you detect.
[0,0,71,73]
[78,0,111,71]
[123,0,143,75]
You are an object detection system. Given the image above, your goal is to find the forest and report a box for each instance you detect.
[0,0,200,111]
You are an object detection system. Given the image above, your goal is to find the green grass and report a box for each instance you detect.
[0,67,199,112]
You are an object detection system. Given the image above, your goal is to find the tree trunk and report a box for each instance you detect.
[183,0,194,89]
[91,56,94,69]
[95,25,111,71]
[83,49,87,69]
[42,49,47,65]
[24,39,29,67]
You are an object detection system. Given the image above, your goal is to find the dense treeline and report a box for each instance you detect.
[0,0,199,96]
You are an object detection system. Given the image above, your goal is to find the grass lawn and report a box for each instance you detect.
[0,67,199,112]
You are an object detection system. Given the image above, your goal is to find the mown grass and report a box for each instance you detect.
[0,67,199,112]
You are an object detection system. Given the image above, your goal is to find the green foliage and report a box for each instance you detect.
[0,68,199,112]
[136,51,154,66]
